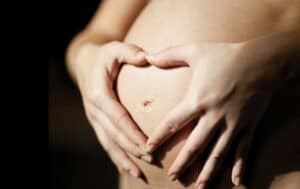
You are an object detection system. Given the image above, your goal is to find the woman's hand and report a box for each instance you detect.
[74,41,152,178]
[145,41,286,188]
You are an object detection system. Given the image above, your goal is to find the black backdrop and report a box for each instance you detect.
[49,1,119,189]
[48,0,100,57]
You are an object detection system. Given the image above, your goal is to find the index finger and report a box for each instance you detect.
[112,42,148,66]
[146,99,203,153]
[145,45,194,68]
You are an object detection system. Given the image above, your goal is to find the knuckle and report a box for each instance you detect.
[111,131,120,139]
[211,154,221,161]
[117,164,126,173]
[130,46,141,54]
[203,112,221,129]
[228,124,236,132]
[172,165,182,173]
[165,120,177,133]
[85,112,98,127]
[212,110,222,120]
[106,147,113,154]
[108,41,121,48]
[200,172,212,182]
[227,117,239,130]
[131,149,142,158]
[189,102,200,113]
[124,42,142,52]
[121,167,128,173]
[88,113,97,122]
[131,149,143,159]
[199,176,209,183]
[83,108,93,120]
[116,166,122,173]
[115,111,128,128]
[186,147,197,156]
[103,145,112,154]
[88,90,105,105]
[205,121,216,130]
[87,90,98,101]
[188,96,202,113]
[121,162,131,171]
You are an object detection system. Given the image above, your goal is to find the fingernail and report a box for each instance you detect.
[141,154,153,163]
[169,173,177,182]
[141,146,149,154]
[145,144,155,153]
[196,182,206,189]
[129,170,139,178]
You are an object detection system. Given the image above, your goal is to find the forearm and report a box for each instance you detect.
[262,28,300,80]
[65,30,116,83]
[65,0,148,84]
[278,29,300,80]
[240,27,300,91]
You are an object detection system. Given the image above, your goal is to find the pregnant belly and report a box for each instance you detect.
[117,65,199,188]
[116,53,300,189]
[115,1,300,188]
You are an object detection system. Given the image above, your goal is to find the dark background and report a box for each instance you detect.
[48,1,119,189]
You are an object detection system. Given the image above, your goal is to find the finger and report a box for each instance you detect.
[195,127,235,189]
[88,43,149,147]
[85,110,137,173]
[232,126,256,186]
[232,97,268,186]
[89,103,152,163]
[146,98,204,153]
[92,120,142,178]
[145,45,195,68]
[88,71,148,148]
[167,110,223,181]
[105,43,147,81]
[101,97,148,149]
[112,42,148,66]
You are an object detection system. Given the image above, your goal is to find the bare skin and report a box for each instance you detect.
[144,30,300,188]
[66,0,151,178]
[66,0,300,188]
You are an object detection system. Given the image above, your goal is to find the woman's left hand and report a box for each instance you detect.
[145,41,285,188]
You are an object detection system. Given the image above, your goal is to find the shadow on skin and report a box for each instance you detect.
[244,77,300,189]
[150,77,300,189]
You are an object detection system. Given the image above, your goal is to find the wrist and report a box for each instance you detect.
[248,29,299,74]
[66,29,116,84]
[237,30,300,92]
[73,42,99,84]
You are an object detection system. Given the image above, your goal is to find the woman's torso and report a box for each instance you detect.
[116,0,300,188]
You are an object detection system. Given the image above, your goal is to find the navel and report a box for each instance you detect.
[140,98,154,112]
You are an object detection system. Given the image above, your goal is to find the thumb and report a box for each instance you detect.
[115,43,148,66]
[146,46,192,68]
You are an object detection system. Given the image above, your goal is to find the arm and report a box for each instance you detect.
[66,0,148,82]
[240,28,300,87]
[65,0,152,178]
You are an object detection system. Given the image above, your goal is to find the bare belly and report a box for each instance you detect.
[116,0,300,188]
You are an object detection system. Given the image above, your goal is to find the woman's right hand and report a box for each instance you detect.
[74,41,152,177]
